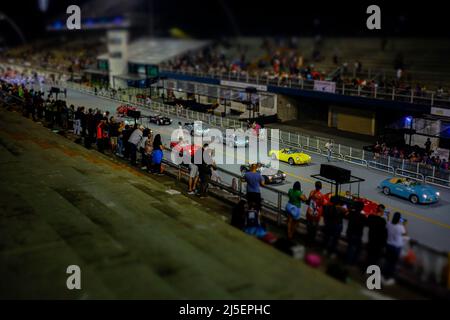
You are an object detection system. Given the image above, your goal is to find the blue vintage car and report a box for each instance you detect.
[379,177,440,204]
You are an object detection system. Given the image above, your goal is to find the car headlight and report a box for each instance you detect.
[422,194,428,199]
[296,157,300,161]
[282,173,287,178]
[436,192,440,197]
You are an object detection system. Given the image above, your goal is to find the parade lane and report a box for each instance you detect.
[61,86,450,251]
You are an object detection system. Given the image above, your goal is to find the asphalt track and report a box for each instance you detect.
[49,86,450,252]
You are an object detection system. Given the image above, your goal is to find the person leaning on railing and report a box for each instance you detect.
[242,163,265,211]
[382,212,408,286]
[306,181,325,244]
[285,181,308,240]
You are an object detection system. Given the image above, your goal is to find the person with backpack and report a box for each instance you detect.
[306,181,325,244]
[285,181,307,240]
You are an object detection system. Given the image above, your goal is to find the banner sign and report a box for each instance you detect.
[313,80,336,93]
[431,107,450,118]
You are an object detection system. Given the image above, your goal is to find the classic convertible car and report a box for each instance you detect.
[240,163,287,185]
[116,105,137,116]
[379,177,440,204]
[268,148,312,165]
[149,114,172,126]
[322,192,379,216]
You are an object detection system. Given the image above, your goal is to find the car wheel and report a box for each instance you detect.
[383,187,390,195]
[288,158,294,165]
[271,153,277,160]
[410,195,419,204]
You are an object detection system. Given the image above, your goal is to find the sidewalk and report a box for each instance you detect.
[0,108,366,299]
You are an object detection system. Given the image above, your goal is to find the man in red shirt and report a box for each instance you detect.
[306,181,326,244]
[96,119,108,153]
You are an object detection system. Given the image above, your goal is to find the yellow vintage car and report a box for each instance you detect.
[268,148,312,165]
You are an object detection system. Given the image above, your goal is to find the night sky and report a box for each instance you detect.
[1,0,449,44]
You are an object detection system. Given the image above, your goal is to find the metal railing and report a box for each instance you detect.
[395,168,425,182]
[160,67,450,108]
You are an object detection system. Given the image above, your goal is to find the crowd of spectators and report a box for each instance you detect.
[2,36,449,103]
[0,78,223,199]
[161,38,329,82]
[232,164,411,286]
[0,80,168,176]
[371,140,449,171]
[1,37,104,75]
[161,38,449,99]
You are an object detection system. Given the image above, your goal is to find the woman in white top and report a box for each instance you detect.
[383,212,407,284]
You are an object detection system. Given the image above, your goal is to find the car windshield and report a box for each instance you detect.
[285,149,301,154]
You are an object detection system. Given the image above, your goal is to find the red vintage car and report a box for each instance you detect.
[116,105,137,116]
[170,141,202,158]
[323,192,379,216]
